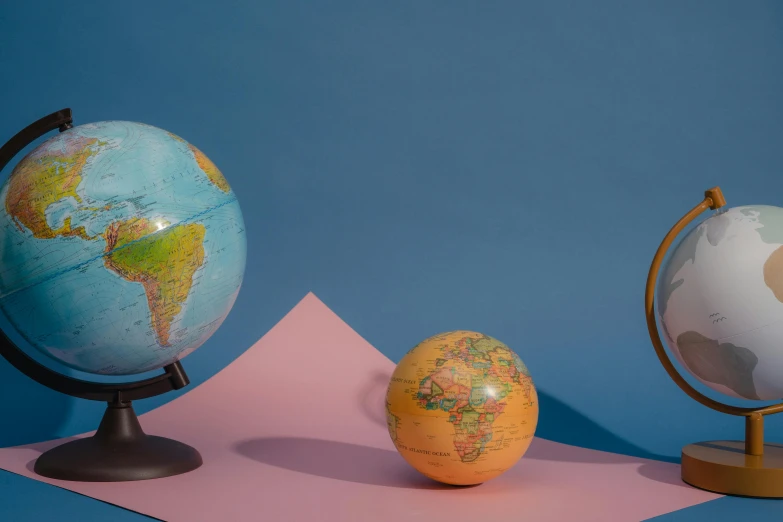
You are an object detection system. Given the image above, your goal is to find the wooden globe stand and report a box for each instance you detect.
[646,186,783,497]
[0,109,202,482]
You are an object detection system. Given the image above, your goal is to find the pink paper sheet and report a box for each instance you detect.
[0,293,720,521]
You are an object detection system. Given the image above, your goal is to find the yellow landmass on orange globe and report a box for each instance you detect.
[104,217,206,346]
[5,136,102,240]
[386,330,538,486]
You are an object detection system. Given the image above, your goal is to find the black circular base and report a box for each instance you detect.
[34,434,202,482]
[33,400,202,482]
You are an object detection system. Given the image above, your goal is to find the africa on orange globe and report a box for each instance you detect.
[386,330,538,486]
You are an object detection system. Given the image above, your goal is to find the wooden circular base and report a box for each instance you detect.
[682,441,783,498]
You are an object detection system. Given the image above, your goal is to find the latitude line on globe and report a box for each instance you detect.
[0,196,239,301]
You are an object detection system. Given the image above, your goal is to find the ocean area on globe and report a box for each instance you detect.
[0,120,246,376]
[658,204,783,401]
[385,330,538,486]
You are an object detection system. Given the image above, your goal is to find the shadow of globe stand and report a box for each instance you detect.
[0,109,202,482]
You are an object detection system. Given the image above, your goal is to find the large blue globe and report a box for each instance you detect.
[0,121,246,375]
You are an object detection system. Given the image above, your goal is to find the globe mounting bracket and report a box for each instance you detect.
[646,185,783,498]
[0,108,203,481]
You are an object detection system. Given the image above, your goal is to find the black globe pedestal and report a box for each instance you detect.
[0,108,203,482]
[34,400,202,482]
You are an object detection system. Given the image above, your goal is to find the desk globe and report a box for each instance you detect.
[658,203,783,402]
[385,331,538,486]
[647,186,783,497]
[0,109,246,481]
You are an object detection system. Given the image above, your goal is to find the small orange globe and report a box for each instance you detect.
[386,330,538,486]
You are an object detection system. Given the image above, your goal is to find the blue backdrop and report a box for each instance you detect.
[2,1,783,519]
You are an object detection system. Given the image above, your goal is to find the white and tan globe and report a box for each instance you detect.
[658,205,783,401]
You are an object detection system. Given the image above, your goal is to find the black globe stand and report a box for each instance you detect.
[33,396,201,482]
[0,109,202,481]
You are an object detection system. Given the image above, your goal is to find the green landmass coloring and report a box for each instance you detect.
[104,218,206,346]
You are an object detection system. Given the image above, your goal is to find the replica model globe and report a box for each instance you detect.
[658,205,783,401]
[0,120,246,375]
[385,330,538,486]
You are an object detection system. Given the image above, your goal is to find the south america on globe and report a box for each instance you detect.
[0,120,246,375]
[658,205,783,401]
[386,330,538,486]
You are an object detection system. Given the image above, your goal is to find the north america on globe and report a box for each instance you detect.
[0,121,246,375]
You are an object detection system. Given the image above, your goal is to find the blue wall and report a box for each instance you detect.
[2,0,783,462]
